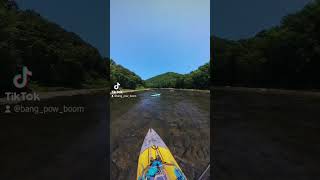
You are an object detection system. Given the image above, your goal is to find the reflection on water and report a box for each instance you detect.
[0,90,210,180]
[213,89,320,180]
[111,89,210,179]
[0,95,108,180]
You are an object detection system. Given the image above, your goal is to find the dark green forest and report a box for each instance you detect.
[4,0,317,91]
[110,60,144,89]
[213,0,320,89]
[146,72,183,88]
[0,0,109,93]
[111,61,209,90]
[0,0,208,92]
[145,63,210,90]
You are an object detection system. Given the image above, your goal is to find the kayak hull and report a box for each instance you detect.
[137,128,186,180]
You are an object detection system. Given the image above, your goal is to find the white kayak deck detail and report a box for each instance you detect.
[140,128,168,153]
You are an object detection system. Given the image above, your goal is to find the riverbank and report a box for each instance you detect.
[212,86,320,97]
[115,88,151,94]
[0,87,153,105]
[0,88,109,105]
[151,88,210,93]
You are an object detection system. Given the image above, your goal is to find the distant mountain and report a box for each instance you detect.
[0,0,108,92]
[146,72,183,88]
[110,61,210,90]
[146,63,210,89]
[110,60,144,89]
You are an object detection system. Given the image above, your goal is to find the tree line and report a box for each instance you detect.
[110,61,210,90]
[145,63,210,90]
[3,0,319,92]
[0,0,109,93]
[110,60,144,89]
[212,0,320,89]
[1,0,211,91]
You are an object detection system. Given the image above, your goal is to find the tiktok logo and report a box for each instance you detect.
[111,82,123,98]
[13,66,32,89]
[114,82,120,90]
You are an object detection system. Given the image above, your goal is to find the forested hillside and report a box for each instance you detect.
[0,0,108,93]
[110,60,144,89]
[213,0,320,89]
[145,72,183,88]
[146,63,210,89]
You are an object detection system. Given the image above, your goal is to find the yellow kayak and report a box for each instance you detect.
[137,128,187,180]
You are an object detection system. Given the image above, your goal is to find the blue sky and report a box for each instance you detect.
[111,0,210,79]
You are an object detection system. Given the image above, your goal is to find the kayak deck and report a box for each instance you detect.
[137,129,186,180]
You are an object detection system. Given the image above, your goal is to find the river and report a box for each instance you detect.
[111,89,210,179]
[0,95,108,180]
[0,89,210,180]
[213,88,320,180]
[3,88,318,179]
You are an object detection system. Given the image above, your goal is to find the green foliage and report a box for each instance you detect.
[188,63,210,89]
[146,72,183,88]
[0,1,108,93]
[213,0,320,89]
[110,60,144,89]
[146,63,210,89]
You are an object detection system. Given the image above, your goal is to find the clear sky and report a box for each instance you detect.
[16,0,109,57]
[111,0,210,80]
[212,0,313,40]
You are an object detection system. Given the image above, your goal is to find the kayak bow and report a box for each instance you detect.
[137,128,187,180]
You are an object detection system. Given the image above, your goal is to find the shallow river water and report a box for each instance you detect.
[111,89,210,179]
[0,90,210,180]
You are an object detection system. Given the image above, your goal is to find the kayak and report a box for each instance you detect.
[137,128,187,180]
[151,93,161,97]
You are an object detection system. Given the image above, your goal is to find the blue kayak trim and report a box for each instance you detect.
[151,93,161,97]
[174,168,186,180]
